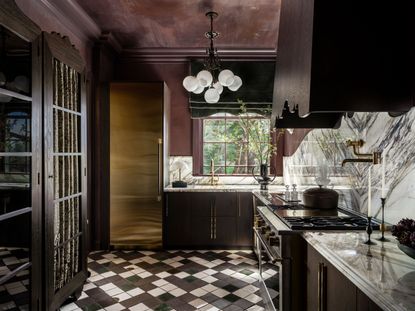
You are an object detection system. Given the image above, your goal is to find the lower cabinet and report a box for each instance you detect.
[164,192,253,248]
[306,243,382,311]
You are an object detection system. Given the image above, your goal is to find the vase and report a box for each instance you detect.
[398,243,415,260]
[252,163,276,190]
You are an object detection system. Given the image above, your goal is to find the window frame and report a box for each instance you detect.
[192,115,284,177]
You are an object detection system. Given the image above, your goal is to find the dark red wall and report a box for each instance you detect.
[115,61,192,156]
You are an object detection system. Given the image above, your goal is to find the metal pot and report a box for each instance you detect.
[303,186,339,209]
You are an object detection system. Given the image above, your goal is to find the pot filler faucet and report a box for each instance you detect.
[341,139,381,166]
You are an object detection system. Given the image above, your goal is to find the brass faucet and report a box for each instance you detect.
[341,139,381,167]
[209,159,219,185]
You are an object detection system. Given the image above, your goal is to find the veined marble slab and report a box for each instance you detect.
[285,108,415,224]
[303,232,415,311]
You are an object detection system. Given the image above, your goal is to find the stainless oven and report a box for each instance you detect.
[253,195,305,311]
[253,224,283,311]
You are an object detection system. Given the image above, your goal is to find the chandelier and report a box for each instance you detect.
[182,11,242,103]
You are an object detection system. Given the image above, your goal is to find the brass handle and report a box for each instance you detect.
[214,204,217,239]
[318,262,326,311]
[210,203,213,239]
[157,138,162,202]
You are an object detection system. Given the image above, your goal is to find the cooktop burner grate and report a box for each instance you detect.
[282,216,380,230]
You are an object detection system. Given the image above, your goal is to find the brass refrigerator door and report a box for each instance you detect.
[110,83,163,249]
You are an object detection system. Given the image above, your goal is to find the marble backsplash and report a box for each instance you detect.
[285,108,415,224]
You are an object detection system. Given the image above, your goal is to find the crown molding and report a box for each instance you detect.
[38,0,100,41]
[120,47,277,63]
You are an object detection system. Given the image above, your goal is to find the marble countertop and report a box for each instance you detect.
[303,232,415,311]
[164,185,286,192]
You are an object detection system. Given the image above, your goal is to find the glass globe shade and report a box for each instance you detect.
[204,87,220,103]
[213,82,223,94]
[182,75,199,92]
[193,85,205,94]
[228,75,242,91]
[197,70,213,87]
[218,69,234,87]
[14,75,30,93]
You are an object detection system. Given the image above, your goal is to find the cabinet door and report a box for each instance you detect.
[306,244,320,311]
[190,217,213,246]
[214,217,237,246]
[214,193,237,217]
[190,192,214,217]
[356,289,382,311]
[307,244,357,311]
[164,193,191,247]
[236,193,253,246]
[325,259,356,311]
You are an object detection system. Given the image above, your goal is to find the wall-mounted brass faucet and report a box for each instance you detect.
[341,139,381,167]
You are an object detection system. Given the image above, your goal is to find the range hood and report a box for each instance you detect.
[271,0,412,129]
[275,102,344,129]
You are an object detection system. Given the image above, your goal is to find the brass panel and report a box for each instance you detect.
[110,83,163,249]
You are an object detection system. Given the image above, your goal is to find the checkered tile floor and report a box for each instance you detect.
[60,250,268,311]
[0,247,30,311]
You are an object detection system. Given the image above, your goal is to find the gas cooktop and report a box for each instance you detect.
[267,193,379,230]
[281,215,377,230]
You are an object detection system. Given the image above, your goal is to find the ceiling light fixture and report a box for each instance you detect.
[182,11,242,103]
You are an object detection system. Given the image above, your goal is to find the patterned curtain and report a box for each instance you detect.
[52,59,81,291]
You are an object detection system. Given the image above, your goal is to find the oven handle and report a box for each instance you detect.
[253,227,282,264]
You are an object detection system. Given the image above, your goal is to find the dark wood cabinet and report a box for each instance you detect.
[236,192,254,247]
[272,0,413,123]
[306,243,383,311]
[164,192,191,246]
[356,289,383,311]
[307,243,356,311]
[164,191,253,248]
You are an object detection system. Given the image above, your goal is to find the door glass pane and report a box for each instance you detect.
[52,58,82,291]
[0,212,30,257]
[0,100,31,216]
[0,26,32,97]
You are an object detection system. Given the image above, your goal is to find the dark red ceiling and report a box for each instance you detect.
[75,0,281,49]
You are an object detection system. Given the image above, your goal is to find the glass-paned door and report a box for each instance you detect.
[43,31,87,310]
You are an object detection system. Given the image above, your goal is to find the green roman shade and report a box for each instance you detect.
[189,61,275,118]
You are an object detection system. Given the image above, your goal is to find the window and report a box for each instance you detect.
[201,114,271,175]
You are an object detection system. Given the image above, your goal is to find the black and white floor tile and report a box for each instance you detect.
[60,250,269,311]
[0,247,30,311]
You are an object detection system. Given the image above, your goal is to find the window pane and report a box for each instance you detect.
[0,156,31,215]
[0,102,31,153]
[226,143,247,166]
[202,116,272,175]
[248,119,270,142]
[203,119,225,142]
[203,143,225,166]
[226,120,246,142]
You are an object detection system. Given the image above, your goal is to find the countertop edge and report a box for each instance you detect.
[302,232,406,311]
